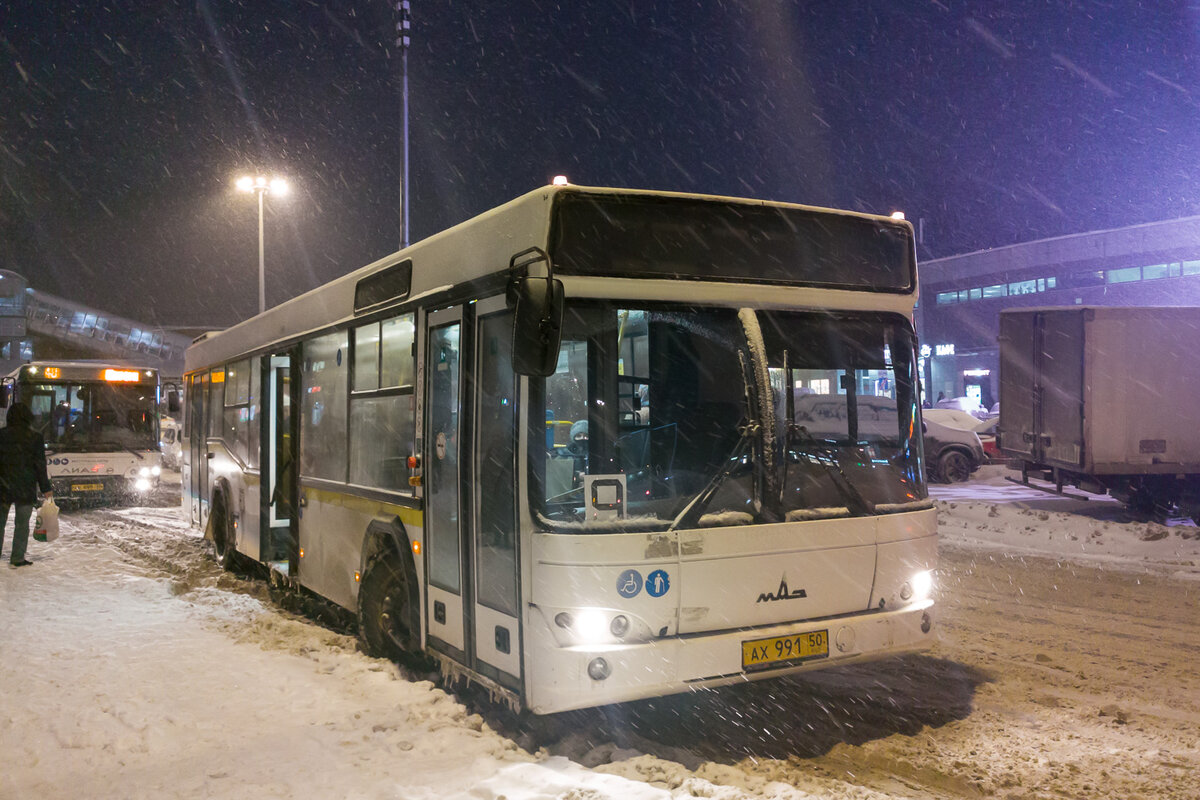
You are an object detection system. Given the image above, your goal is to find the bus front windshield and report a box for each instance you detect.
[536,305,927,531]
[27,382,158,451]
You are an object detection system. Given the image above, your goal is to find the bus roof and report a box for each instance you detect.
[185,185,915,374]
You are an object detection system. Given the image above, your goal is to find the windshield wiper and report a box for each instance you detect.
[668,421,757,531]
[670,347,768,530]
[787,423,874,516]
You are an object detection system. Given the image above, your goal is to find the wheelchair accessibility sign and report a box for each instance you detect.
[616,569,643,598]
[616,568,670,598]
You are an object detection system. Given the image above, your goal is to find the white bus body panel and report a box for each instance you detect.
[296,488,424,613]
[526,508,936,714]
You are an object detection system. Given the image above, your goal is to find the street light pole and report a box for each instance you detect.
[236,175,289,316]
[257,187,265,315]
[396,1,411,249]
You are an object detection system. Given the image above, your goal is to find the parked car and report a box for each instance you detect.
[922,408,987,483]
[934,395,991,419]
[973,416,1002,462]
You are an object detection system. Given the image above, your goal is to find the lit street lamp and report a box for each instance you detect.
[236,175,289,315]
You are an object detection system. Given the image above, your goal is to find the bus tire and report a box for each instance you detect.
[211,489,238,571]
[358,549,419,664]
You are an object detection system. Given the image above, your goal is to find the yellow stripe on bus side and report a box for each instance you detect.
[301,486,424,529]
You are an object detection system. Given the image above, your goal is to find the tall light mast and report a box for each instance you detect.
[396,1,412,249]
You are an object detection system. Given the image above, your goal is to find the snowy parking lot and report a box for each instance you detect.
[1,466,1197,799]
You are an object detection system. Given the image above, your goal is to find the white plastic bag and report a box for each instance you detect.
[34,499,60,543]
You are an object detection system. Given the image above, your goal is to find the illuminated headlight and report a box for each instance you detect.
[139,467,151,477]
[573,609,609,644]
[151,465,162,477]
[553,608,633,644]
[901,569,934,603]
[134,478,152,492]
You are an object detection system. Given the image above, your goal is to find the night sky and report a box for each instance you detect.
[4,1,1200,327]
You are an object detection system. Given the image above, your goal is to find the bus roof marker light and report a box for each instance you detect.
[890,211,906,220]
[552,175,569,186]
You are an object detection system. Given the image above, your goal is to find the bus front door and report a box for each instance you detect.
[425,299,522,694]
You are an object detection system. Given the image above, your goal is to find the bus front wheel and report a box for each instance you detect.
[358,550,419,664]
[211,490,238,571]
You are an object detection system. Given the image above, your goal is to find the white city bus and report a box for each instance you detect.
[182,185,936,714]
[1,361,164,503]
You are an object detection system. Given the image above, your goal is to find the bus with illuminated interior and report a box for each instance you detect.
[1,361,164,503]
[182,184,936,714]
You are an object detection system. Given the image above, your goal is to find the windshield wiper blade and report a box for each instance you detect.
[668,423,756,531]
[787,424,874,516]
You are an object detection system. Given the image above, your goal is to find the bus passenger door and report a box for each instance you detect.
[424,299,522,692]
[187,372,209,528]
[263,352,300,575]
[471,300,522,690]
[425,307,467,659]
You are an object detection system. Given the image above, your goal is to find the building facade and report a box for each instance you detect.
[916,216,1200,409]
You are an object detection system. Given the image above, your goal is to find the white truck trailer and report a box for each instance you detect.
[998,306,1200,521]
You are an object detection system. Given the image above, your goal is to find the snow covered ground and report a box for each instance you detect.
[1,466,1197,799]
[933,464,1200,580]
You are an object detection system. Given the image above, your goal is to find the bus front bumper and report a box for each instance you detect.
[526,600,935,715]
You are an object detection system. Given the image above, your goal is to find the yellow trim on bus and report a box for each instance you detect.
[301,485,424,529]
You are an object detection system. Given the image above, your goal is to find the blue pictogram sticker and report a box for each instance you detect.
[646,569,670,598]
[616,569,643,598]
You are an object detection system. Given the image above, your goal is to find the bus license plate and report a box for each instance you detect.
[71,483,104,492]
[742,630,829,671]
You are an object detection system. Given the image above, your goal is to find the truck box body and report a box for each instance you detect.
[999,306,1200,478]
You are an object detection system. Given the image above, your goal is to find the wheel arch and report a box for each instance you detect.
[358,517,423,647]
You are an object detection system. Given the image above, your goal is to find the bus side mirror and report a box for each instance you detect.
[511,275,564,377]
[0,383,10,409]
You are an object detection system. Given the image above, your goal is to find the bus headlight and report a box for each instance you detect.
[134,478,152,492]
[573,609,609,644]
[151,465,162,477]
[902,569,934,603]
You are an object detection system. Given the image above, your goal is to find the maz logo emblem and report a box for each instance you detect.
[757,575,808,603]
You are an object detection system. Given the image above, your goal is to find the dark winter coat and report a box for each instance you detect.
[0,409,52,505]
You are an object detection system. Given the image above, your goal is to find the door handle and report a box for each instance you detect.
[205,452,215,460]
[1022,432,1036,444]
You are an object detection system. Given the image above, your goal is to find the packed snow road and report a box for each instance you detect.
[1,468,1197,799]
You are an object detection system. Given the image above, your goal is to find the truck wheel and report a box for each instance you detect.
[938,450,972,484]
[358,550,419,663]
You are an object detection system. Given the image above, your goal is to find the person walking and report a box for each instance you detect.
[0,402,54,567]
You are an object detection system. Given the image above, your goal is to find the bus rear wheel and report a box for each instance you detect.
[359,550,419,664]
